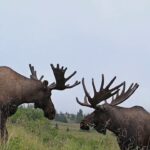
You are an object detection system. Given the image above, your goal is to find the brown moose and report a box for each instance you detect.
[76,75,150,150]
[0,64,80,142]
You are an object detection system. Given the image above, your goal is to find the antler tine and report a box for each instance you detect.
[29,64,44,81]
[39,75,44,81]
[112,83,124,101]
[66,71,77,82]
[100,74,104,91]
[48,82,56,89]
[110,82,139,106]
[82,78,91,100]
[76,97,93,108]
[105,76,116,89]
[84,95,89,104]
[29,64,38,80]
[66,80,80,89]
[92,78,97,94]
[82,78,99,107]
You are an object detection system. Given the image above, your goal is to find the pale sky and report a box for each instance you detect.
[0,0,150,113]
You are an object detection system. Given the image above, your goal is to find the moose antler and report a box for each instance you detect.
[29,64,44,81]
[76,95,93,108]
[110,82,139,106]
[76,74,124,108]
[49,64,80,90]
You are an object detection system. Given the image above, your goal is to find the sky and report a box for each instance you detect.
[0,0,150,114]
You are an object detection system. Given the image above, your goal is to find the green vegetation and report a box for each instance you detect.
[0,108,119,150]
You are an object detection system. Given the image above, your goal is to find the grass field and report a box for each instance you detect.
[0,109,120,150]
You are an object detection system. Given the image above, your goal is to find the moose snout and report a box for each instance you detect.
[51,109,56,119]
[80,122,90,131]
[44,109,56,120]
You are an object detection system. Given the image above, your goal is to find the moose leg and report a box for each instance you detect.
[118,144,126,150]
[1,125,8,143]
[117,140,127,150]
[0,111,8,143]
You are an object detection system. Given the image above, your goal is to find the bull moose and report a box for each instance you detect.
[76,75,150,150]
[0,64,80,142]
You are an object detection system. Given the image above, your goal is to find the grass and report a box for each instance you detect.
[0,108,119,150]
[0,122,119,150]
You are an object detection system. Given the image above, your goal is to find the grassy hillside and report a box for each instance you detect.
[0,108,119,150]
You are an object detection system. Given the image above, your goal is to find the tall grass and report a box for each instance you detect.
[0,108,119,150]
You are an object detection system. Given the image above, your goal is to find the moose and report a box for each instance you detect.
[76,75,150,150]
[0,64,80,142]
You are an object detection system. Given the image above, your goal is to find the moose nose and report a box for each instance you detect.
[45,113,55,120]
[80,122,90,130]
[51,109,56,119]
[44,109,56,120]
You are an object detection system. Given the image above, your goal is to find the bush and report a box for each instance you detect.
[9,108,44,124]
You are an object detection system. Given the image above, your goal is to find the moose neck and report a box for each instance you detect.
[105,105,127,136]
[13,79,43,106]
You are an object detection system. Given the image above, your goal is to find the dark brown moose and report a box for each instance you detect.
[76,75,150,150]
[0,64,80,142]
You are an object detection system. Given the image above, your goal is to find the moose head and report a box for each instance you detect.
[29,64,80,120]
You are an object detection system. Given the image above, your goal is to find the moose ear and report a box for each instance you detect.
[43,80,49,88]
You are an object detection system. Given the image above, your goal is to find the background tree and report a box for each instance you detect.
[76,109,84,123]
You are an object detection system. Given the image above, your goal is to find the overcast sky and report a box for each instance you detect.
[0,0,150,113]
